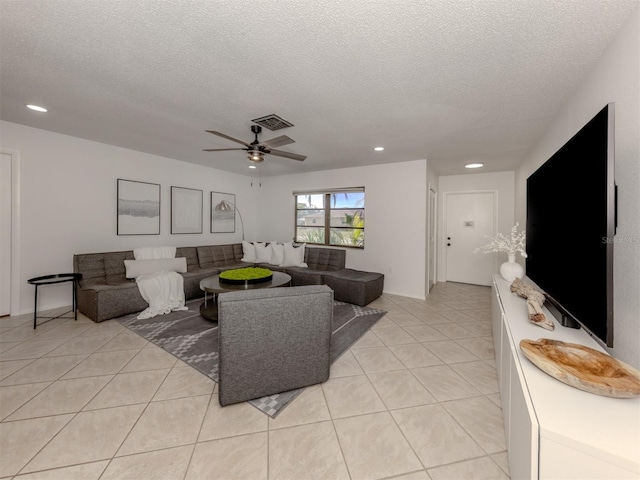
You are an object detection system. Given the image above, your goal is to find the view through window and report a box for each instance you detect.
[295,189,365,248]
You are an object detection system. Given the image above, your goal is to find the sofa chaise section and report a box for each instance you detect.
[270,247,347,286]
[323,268,385,306]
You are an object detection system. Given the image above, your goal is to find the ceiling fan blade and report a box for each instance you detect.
[268,149,307,161]
[202,148,247,152]
[205,130,251,147]
[260,135,295,149]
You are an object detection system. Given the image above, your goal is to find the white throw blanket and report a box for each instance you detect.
[131,246,187,319]
[135,270,188,320]
[134,246,176,260]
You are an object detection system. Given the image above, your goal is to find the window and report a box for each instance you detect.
[295,188,365,248]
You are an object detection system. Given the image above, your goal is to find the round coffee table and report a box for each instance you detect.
[199,271,292,321]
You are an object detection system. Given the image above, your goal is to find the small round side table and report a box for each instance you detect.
[27,273,82,329]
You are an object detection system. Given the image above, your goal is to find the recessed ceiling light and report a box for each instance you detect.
[26,104,48,113]
[248,165,257,169]
[374,147,384,152]
[465,162,484,169]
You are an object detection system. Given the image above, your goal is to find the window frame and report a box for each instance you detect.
[294,188,365,249]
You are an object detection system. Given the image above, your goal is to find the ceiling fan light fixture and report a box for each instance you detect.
[249,151,264,163]
[205,126,306,164]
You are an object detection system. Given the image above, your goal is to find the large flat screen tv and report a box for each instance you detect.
[526,103,615,348]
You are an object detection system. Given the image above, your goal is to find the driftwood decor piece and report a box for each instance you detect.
[520,338,640,398]
[510,278,554,330]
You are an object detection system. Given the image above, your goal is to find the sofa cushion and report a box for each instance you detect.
[181,267,219,279]
[304,247,345,271]
[286,267,326,286]
[323,269,384,306]
[74,253,107,287]
[85,281,137,292]
[176,247,199,271]
[104,251,134,285]
[255,263,287,273]
[197,244,244,268]
[81,281,148,322]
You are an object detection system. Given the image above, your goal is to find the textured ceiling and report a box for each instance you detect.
[1,0,637,177]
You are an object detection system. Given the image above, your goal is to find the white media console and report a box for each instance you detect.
[491,274,639,479]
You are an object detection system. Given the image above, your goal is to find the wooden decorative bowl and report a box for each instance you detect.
[520,338,640,398]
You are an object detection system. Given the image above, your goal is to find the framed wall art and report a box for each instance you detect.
[117,179,161,235]
[171,186,203,234]
[210,191,236,233]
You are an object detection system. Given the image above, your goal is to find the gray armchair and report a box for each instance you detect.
[217,285,334,406]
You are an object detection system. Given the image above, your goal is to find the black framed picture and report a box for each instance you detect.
[210,191,236,233]
[117,179,160,235]
[171,186,203,234]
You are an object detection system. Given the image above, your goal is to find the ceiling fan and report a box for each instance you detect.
[203,125,306,163]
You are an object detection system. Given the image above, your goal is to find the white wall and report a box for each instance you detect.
[0,121,259,315]
[515,6,639,367]
[256,160,428,299]
[437,171,516,282]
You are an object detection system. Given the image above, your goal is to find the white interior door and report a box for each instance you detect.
[445,191,495,286]
[428,187,437,291]
[0,153,11,316]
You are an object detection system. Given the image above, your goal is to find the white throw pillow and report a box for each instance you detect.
[254,242,273,263]
[270,242,285,265]
[124,258,187,279]
[280,242,308,268]
[241,241,256,262]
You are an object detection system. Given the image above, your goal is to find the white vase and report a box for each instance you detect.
[500,254,524,282]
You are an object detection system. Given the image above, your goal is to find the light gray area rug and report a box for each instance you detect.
[118,298,386,417]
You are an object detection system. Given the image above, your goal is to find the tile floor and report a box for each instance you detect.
[0,282,509,480]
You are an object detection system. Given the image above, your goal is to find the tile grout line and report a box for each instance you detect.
[326,292,410,480]
[13,332,149,475]
[183,390,217,480]
[4,285,506,479]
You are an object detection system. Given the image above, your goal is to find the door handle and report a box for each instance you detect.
[447,243,451,246]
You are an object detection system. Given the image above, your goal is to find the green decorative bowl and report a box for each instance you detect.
[219,267,273,285]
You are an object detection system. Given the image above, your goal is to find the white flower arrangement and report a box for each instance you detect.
[474,223,528,258]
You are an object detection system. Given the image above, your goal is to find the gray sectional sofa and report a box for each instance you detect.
[73,243,384,322]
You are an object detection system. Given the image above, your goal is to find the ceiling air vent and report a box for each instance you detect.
[251,114,294,131]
